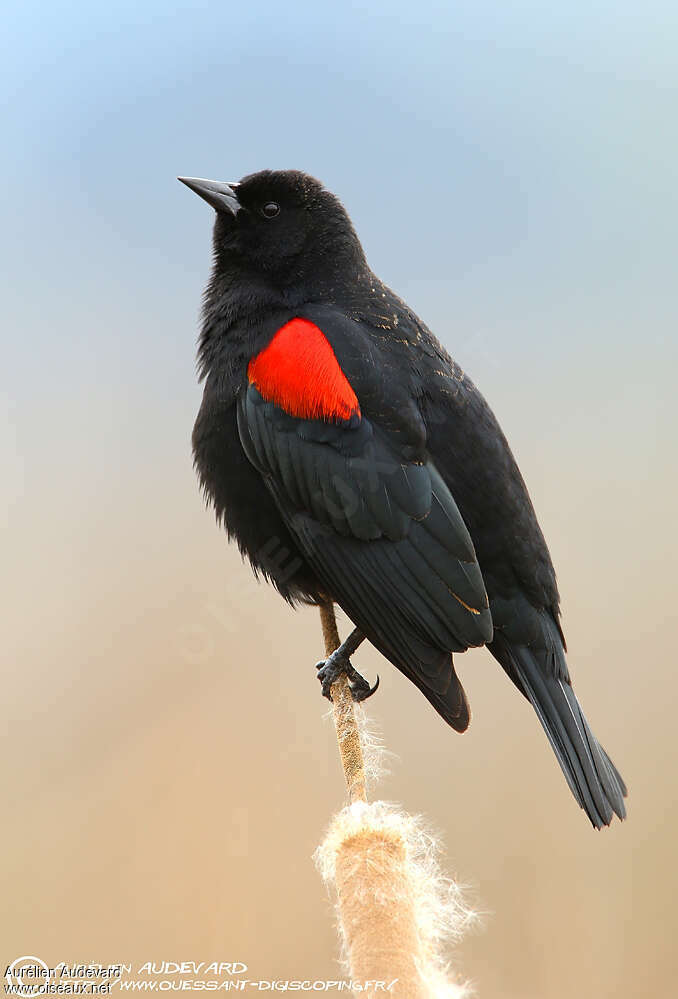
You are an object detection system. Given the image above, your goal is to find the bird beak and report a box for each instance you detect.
[178,177,241,215]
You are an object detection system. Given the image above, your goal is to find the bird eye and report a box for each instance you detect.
[261,202,280,219]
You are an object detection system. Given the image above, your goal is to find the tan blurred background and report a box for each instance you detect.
[3,3,677,997]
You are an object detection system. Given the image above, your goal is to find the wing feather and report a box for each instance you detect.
[238,385,493,668]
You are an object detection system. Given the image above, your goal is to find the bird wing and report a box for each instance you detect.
[236,315,493,728]
[373,300,627,823]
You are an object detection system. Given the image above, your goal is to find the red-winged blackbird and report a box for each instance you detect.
[180,170,626,828]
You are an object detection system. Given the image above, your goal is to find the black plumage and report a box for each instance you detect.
[181,169,627,827]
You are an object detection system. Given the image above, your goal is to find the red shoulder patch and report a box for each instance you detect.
[247,318,361,422]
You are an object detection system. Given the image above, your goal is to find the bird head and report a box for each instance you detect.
[179,169,367,295]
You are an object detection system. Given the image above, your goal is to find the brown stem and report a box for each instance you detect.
[319,601,367,804]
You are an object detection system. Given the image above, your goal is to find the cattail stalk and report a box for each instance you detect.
[317,603,473,999]
[319,601,367,804]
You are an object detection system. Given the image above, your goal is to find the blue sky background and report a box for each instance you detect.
[3,1,677,509]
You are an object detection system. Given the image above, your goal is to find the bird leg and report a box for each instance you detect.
[316,627,379,703]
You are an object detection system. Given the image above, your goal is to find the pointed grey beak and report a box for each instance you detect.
[178,177,241,215]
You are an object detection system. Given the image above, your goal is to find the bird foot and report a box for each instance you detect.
[316,650,380,703]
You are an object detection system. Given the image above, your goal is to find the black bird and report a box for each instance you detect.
[180,170,627,828]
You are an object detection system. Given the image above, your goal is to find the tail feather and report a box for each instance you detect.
[491,632,627,828]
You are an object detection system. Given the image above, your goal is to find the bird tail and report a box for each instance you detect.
[491,634,627,828]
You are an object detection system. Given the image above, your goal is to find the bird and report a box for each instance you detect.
[179,169,627,828]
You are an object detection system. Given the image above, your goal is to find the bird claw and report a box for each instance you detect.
[349,669,380,702]
[316,652,379,703]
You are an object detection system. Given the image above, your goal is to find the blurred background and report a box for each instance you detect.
[2,2,677,996]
